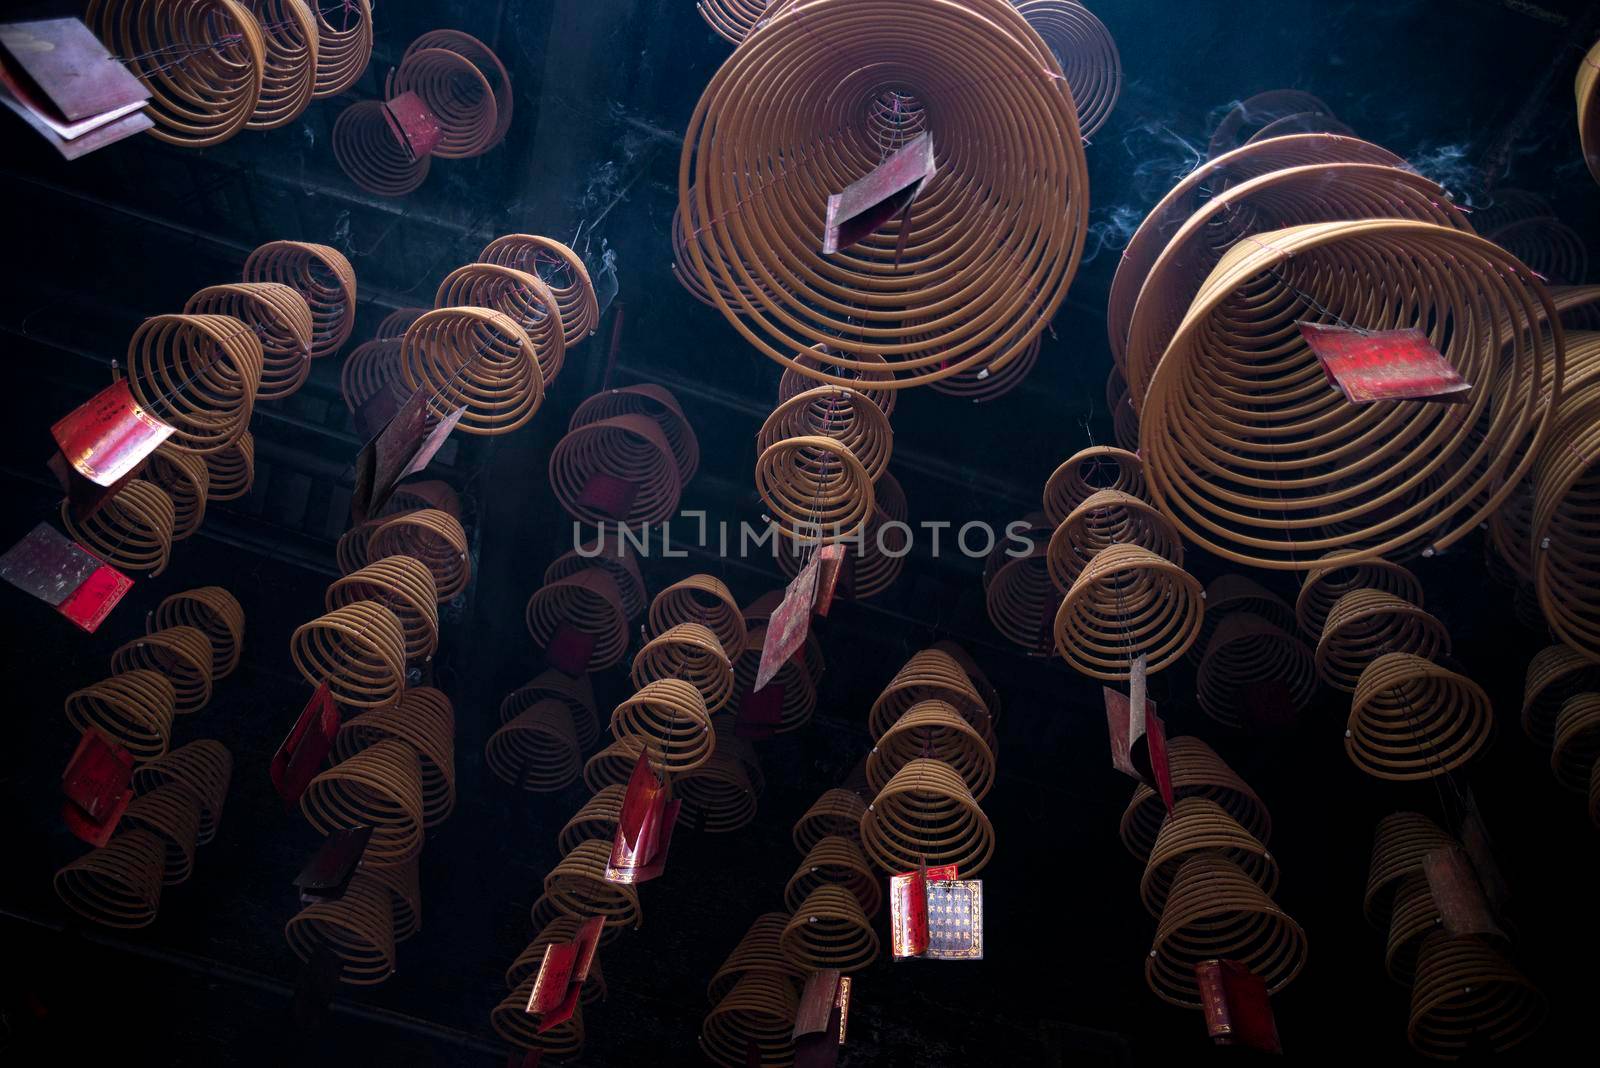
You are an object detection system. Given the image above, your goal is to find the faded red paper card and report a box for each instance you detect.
[50,379,174,520]
[271,683,338,803]
[823,132,935,255]
[0,522,132,633]
[0,18,148,122]
[813,543,845,617]
[1424,844,1503,941]
[381,91,441,160]
[294,825,374,902]
[353,379,407,441]
[754,553,819,692]
[889,863,959,960]
[607,752,681,884]
[576,473,639,521]
[1104,658,1172,809]
[526,915,602,1032]
[1196,959,1281,1053]
[351,383,463,522]
[61,728,134,846]
[794,971,851,1068]
[544,622,596,676]
[1299,322,1470,405]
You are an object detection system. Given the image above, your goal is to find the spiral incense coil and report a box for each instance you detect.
[755,433,877,544]
[85,0,263,148]
[289,601,407,709]
[383,480,461,519]
[203,431,254,501]
[284,872,396,985]
[485,700,583,793]
[983,519,1058,655]
[1315,589,1451,693]
[1384,873,1441,987]
[571,384,701,484]
[243,242,357,363]
[307,0,372,96]
[405,30,514,150]
[793,788,867,854]
[697,0,772,45]
[1295,553,1423,638]
[242,0,316,130]
[1207,90,1339,158]
[932,639,1000,717]
[610,679,715,773]
[336,688,456,825]
[301,739,425,866]
[674,194,768,313]
[111,625,214,715]
[648,575,746,660]
[1138,797,1278,918]
[868,647,993,744]
[525,569,630,673]
[335,519,380,575]
[185,282,314,400]
[545,542,646,620]
[1119,737,1271,860]
[52,829,166,929]
[702,972,798,1068]
[436,264,565,385]
[1053,543,1205,681]
[1487,216,1588,287]
[479,235,599,344]
[1014,0,1121,138]
[1551,693,1600,792]
[1408,933,1547,1059]
[549,414,683,526]
[121,784,202,885]
[1347,653,1494,782]
[133,740,232,844]
[743,590,828,685]
[326,556,440,662]
[676,742,761,834]
[584,734,656,792]
[397,307,543,436]
[1195,613,1317,728]
[155,587,245,679]
[1581,40,1600,186]
[779,885,880,973]
[859,758,995,876]
[123,314,261,454]
[731,625,818,734]
[506,917,608,1003]
[785,836,882,919]
[779,468,909,599]
[358,855,421,942]
[492,980,585,1057]
[64,671,174,764]
[340,339,404,416]
[370,510,471,602]
[1521,644,1600,749]
[780,348,898,419]
[1041,446,1146,527]
[1363,811,1455,927]
[1146,854,1308,1009]
[679,0,1087,389]
[1531,375,1600,660]
[708,913,806,1004]
[558,785,625,856]
[546,839,642,931]
[332,100,432,197]
[501,669,599,751]
[385,47,498,160]
[760,386,893,480]
[145,443,209,541]
[632,624,735,714]
[867,700,995,801]
[1046,489,1183,592]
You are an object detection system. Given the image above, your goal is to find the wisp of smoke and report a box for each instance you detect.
[1119,120,1207,204]
[1080,204,1145,267]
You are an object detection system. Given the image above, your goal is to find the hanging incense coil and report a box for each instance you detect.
[1046,489,1183,591]
[696,0,772,45]
[301,739,425,866]
[1014,0,1120,137]
[1384,873,1442,987]
[708,913,806,1004]
[369,509,471,601]
[1315,589,1451,692]
[501,669,599,751]
[545,540,646,620]
[52,829,166,929]
[111,625,214,715]
[676,739,761,833]
[549,414,683,526]
[545,839,642,931]
[1196,613,1317,729]
[859,758,995,876]
[1347,653,1494,782]
[244,0,316,130]
[868,647,993,744]
[65,671,175,763]
[983,517,1058,655]
[777,468,908,599]
[155,587,245,679]
[436,263,565,385]
[558,785,625,856]
[1146,855,1308,1009]
[867,700,995,801]
[506,917,608,1003]
[584,734,655,792]
[648,575,746,660]
[336,688,456,825]
[123,314,261,453]
[1207,90,1340,157]
[932,640,1000,717]
[1581,39,1600,186]
[743,590,827,686]
[525,568,630,673]
[203,431,255,501]
[785,836,882,918]
[363,855,421,942]
[289,600,407,709]
[397,307,543,436]
[1138,797,1277,917]
[332,100,432,197]
[1551,693,1600,792]
[1053,543,1205,680]
[121,784,202,885]
[779,885,879,973]
[326,556,440,662]
[759,387,893,482]
[609,679,715,773]
[479,235,598,345]
[133,740,232,844]
[1042,446,1145,527]
[405,30,514,150]
[571,384,701,485]
[632,624,735,715]
[702,972,798,1068]
[793,789,867,854]
[780,348,898,419]
[1487,215,1588,287]
[1521,644,1600,749]
[1408,933,1547,1059]
[1192,575,1297,661]
[309,0,372,97]
[679,0,1087,389]
[731,625,818,734]
[1363,811,1455,927]
[340,339,405,415]
[754,433,877,545]
[372,309,424,341]
[185,282,314,400]
[385,47,498,160]
[145,444,209,541]
[243,242,356,360]
[1531,374,1600,660]
[85,0,264,148]
[284,872,396,985]
[492,980,585,1057]
[485,699,583,793]
[1295,553,1423,639]
[335,518,380,575]
[1119,737,1271,860]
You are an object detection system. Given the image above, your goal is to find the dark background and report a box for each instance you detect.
[2,0,1599,1064]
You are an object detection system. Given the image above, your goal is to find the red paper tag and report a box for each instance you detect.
[526,915,602,1032]
[1299,322,1471,405]
[0,522,132,633]
[1423,844,1503,940]
[823,132,936,254]
[754,555,819,692]
[793,970,851,1068]
[1104,658,1173,809]
[607,752,681,884]
[0,18,149,122]
[271,683,338,803]
[60,728,134,846]
[294,825,374,902]
[544,622,597,677]
[889,863,959,960]
[49,379,174,521]
[351,383,463,523]
[813,544,845,617]
[576,473,639,521]
[1196,960,1281,1053]
[735,684,784,740]
[381,91,441,160]
[353,379,407,441]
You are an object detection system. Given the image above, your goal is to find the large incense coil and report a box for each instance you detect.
[1207,90,1339,158]
[780,348,898,419]
[385,47,497,160]
[203,431,254,500]
[648,575,746,660]
[284,872,396,985]
[1581,39,1600,186]
[793,788,867,853]
[703,971,798,1068]
[1487,215,1588,287]
[479,235,598,344]
[784,836,882,919]
[674,196,761,312]
[708,913,806,1004]
[679,0,1087,390]
[1042,446,1145,527]
[375,308,428,340]
[869,647,993,744]
[1141,220,1563,570]
[52,829,166,929]
[632,624,735,714]
[85,0,263,148]
[1138,797,1277,917]
[336,688,456,826]
[571,384,700,485]
[1315,589,1451,692]
[545,839,642,931]
[755,434,876,544]
[501,669,599,751]
[1295,553,1423,638]
[1119,737,1271,860]
[361,855,421,942]
[111,625,214,715]
[549,414,683,526]
[289,600,407,709]
[245,0,316,129]
[485,700,583,792]
[676,739,761,834]
[867,700,994,801]
[326,556,440,662]
[242,241,356,361]
[405,30,514,150]
[584,734,655,792]
[1408,934,1547,1059]
[779,885,879,973]
[610,679,715,773]
[1347,653,1494,782]
[120,784,202,885]
[859,758,995,876]
[154,587,245,679]
[743,590,828,685]
[1385,874,1441,987]
[1145,855,1308,1009]
[397,307,543,436]
[1053,543,1205,680]
[1014,0,1120,138]
[492,980,585,1057]
[696,0,771,45]
[778,468,909,599]
[1530,372,1600,660]
[1196,613,1317,729]
[732,625,818,734]
[185,283,314,400]
[65,671,175,762]
[1551,693,1600,791]
[340,339,404,415]
[1363,811,1455,928]
[369,509,470,602]
[331,100,431,197]
[1191,574,1297,660]
[525,569,630,673]
[1045,489,1183,591]
[1521,644,1600,749]
[335,519,380,575]
[309,0,372,97]
[123,314,261,453]
[558,785,626,856]
[436,264,565,385]
[758,387,894,482]
[300,739,425,866]
[506,917,608,1003]
[982,518,1058,655]
[545,540,646,620]
[145,444,209,541]
[133,740,231,844]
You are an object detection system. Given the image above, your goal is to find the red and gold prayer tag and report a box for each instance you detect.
[1196,959,1281,1053]
[271,682,338,803]
[606,750,680,884]
[525,915,603,1032]
[1299,322,1470,405]
[890,863,983,961]
[49,379,174,520]
[794,970,852,1068]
